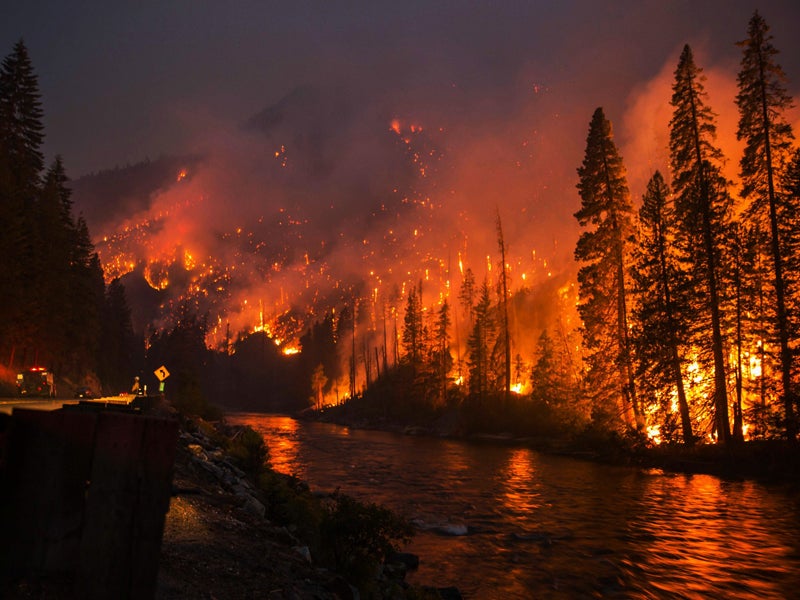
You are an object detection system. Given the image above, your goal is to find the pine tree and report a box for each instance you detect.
[495,210,512,396]
[35,158,76,364]
[0,40,44,192]
[467,279,496,402]
[0,40,45,366]
[783,149,800,422]
[459,267,476,328]
[574,107,638,429]
[669,45,733,443]
[402,285,424,376]
[631,172,694,443]
[434,300,452,406]
[736,11,797,439]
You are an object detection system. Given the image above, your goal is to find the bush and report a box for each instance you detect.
[226,426,269,476]
[319,490,414,587]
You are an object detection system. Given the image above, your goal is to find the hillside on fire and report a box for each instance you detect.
[3,10,800,449]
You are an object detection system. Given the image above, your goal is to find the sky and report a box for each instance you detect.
[4,1,799,178]
[4,1,800,346]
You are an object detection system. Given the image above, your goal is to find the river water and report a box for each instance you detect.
[227,413,800,599]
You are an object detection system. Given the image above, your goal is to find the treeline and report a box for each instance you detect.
[300,12,800,446]
[0,40,139,394]
[576,12,800,444]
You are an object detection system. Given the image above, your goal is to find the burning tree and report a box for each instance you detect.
[736,11,798,439]
[631,172,694,444]
[669,45,734,444]
[574,107,638,430]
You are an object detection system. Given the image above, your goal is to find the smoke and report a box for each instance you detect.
[619,43,744,201]
[69,3,800,365]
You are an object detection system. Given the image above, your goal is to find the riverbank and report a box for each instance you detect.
[2,402,459,599]
[300,403,800,485]
[157,410,464,599]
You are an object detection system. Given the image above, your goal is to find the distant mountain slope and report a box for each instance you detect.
[71,154,203,235]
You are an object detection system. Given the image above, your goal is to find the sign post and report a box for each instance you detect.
[154,365,170,393]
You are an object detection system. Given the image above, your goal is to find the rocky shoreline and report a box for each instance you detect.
[156,413,463,600]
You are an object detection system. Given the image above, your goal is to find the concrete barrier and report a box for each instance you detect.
[0,405,178,599]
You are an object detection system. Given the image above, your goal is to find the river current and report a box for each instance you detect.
[227,413,800,599]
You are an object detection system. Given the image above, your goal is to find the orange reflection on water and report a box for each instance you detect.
[640,473,794,598]
[500,447,539,517]
[228,414,299,474]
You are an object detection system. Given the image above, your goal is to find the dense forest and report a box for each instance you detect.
[2,11,799,446]
[298,12,800,446]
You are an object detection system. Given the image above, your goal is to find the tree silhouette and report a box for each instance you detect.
[669,45,733,443]
[574,107,638,429]
[736,11,797,439]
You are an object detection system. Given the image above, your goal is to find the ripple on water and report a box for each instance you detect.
[228,414,800,599]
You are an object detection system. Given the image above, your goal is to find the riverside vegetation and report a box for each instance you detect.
[157,408,462,600]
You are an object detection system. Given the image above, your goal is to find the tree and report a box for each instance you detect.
[783,149,800,424]
[496,210,512,396]
[311,364,328,408]
[459,267,476,328]
[99,278,139,394]
[669,45,734,443]
[0,39,44,192]
[574,107,638,429]
[467,279,496,402]
[401,285,424,376]
[0,40,45,366]
[736,11,797,439]
[434,300,452,406]
[631,172,694,443]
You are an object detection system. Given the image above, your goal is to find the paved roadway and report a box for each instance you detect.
[0,395,134,415]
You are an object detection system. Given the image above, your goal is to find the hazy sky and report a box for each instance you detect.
[4,1,799,178]
[5,1,800,346]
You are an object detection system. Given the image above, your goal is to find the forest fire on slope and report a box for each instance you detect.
[92,111,577,408]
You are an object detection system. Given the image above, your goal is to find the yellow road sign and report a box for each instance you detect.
[154,365,170,381]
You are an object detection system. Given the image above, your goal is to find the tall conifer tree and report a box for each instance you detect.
[669,45,733,443]
[736,11,797,439]
[0,40,45,365]
[631,172,694,443]
[574,107,638,429]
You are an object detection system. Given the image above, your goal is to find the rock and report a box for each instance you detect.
[186,443,205,457]
[195,456,225,480]
[293,545,312,564]
[241,494,266,518]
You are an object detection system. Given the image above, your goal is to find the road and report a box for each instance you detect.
[0,395,134,415]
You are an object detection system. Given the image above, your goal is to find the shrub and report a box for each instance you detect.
[319,490,414,587]
[226,426,269,476]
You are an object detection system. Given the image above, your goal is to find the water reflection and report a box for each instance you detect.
[230,413,299,473]
[227,414,800,599]
[499,447,541,520]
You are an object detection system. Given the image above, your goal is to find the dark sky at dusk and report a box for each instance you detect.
[4,1,799,178]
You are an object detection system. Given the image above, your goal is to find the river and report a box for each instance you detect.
[227,413,800,599]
